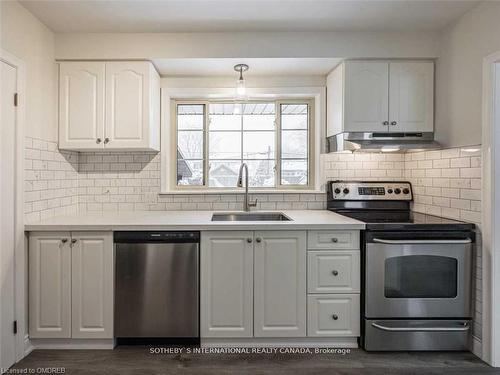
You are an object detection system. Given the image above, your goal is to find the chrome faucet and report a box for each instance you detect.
[237,163,257,212]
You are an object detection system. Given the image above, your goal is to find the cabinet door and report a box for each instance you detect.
[71,232,113,339]
[307,294,360,337]
[59,62,105,150]
[307,251,360,294]
[254,231,306,337]
[201,231,254,337]
[29,233,71,338]
[344,61,389,132]
[105,61,158,150]
[389,62,434,132]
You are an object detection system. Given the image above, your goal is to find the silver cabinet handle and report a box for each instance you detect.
[104,138,110,144]
[332,314,339,320]
[247,238,253,243]
[371,322,470,332]
[256,237,262,243]
[382,121,389,125]
[331,238,338,243]
[96,138,102,144]
[332,270,339,276]
[390,121,397,126]
[373,238,472,245]
[61,238,68,243]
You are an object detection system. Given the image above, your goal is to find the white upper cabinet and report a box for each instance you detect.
[327,60,434,136]
[59,62,105,150]
[344,61,390,132]
[58,61,160,151]
[389,62,434,132]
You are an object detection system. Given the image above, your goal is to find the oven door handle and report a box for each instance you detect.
[371,322,470,332]
[372,238,472,245]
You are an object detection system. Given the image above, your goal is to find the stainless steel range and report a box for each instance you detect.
[327,181,475,351]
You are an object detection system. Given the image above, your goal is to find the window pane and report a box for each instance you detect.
[209,132,241,159]
[177,104,204,130]
[282,130,308,159]
[178,131,203,159]
[243,103,275,130]
[281,104,308,129]
[209,103,241,130]
[281,160,308,185]
[177,159,203,186]
[245,160,275,187]
[208,160,241,187]
[243,132,275,159]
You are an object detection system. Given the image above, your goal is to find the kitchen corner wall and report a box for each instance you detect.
[24,138,483,342]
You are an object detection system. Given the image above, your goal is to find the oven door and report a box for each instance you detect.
[364,231,473,319]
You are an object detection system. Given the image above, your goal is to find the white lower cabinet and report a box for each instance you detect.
[201,232,254,337]
[307,294,360,337]
[307,251,360,294]
[29,233,72,338]
[254,231,306,337]
[201,230,307,338]
[71,232,113,339]
[29,232,113,339]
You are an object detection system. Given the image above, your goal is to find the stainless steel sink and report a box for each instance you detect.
[211,212,292,222]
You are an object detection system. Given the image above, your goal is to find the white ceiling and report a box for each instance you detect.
[20,0,480,33]
[153,58,343,76]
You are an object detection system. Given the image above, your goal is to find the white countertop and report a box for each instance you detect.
[25,210,365,231]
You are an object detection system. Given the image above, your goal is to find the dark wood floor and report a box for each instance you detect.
[11,347,500,375]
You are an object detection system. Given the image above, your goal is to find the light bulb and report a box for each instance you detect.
[236,78,246,97]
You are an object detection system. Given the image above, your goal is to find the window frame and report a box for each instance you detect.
[170,98,315,192]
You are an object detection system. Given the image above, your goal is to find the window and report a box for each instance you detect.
[174,100,313,190]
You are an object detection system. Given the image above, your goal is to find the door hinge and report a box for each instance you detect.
[13,320,17,335]
[14,93,18,107]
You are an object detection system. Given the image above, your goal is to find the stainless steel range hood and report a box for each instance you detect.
[327,132,441,153]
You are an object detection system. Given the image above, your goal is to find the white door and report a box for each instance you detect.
[59,62,105,150]
[0,60,17,370]
[254,231,306,337]
[389,62,434,132]
[105,62,152,150]
[71,232,113,339]
[200,232,253,337]
[29,233,71,338]
[344,61,389,132]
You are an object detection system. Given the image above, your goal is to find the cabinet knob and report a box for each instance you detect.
[256,237,262,243]
[96,138,102,144]
[332,270,339,276]
[71,239,77,244]
[332,314,339,320]
[104,138,110,144]
[331,238,338,243]
[390,121,397,126]
[247,238,253,243]
[61,238,68,243]
[382,121,389,126]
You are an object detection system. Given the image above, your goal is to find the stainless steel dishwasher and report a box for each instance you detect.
[114,231,199,341]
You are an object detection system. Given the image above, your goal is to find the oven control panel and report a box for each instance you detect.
[328,181,413,201]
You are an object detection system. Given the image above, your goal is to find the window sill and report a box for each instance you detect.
[159,189,324,195]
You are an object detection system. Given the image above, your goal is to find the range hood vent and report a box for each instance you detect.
[327,132,441,153]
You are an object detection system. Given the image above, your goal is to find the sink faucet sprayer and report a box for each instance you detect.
[237,163,258,212]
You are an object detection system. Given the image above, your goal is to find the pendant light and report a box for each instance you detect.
[234,64,249,98]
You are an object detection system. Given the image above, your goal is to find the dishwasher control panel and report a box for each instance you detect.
[114,231,200,243]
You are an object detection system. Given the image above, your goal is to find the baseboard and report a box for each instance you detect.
[201,337,359,348]
[471,335,483,358]
[24,335,34,356]
[30,339,116,350]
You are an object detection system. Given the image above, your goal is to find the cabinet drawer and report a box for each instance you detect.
[307,230,359,250]
[307,294,360,337]
[307,251,360,293]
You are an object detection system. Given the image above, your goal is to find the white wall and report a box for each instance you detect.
[435,1,500,148]
[55,31,439,60]
[0,1,57,142]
